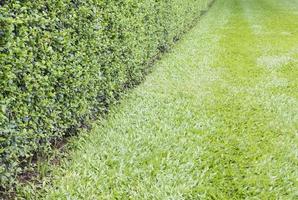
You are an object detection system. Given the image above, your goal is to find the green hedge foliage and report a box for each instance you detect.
[0,0,210,189]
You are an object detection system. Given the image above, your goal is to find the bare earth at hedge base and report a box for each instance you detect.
[24,0,297,199]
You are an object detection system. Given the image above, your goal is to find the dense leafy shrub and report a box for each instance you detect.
[0,0,210,189]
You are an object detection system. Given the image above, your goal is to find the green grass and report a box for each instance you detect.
[20,0,298,199]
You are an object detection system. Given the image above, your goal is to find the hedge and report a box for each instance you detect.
[0,0,211,190]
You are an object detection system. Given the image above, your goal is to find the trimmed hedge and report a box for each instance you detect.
[0,0,210,189]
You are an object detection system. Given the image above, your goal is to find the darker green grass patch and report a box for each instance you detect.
[213,2,265,88]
